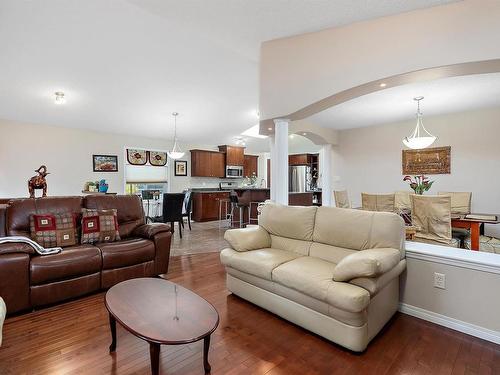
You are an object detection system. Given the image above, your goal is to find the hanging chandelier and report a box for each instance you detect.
[167,112,185,160]
[402,96,436,149]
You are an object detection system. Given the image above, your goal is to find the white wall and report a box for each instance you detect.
[334,106,500,236]
[0,119,261,197]
[260,0,500,119]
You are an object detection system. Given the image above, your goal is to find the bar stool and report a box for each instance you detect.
[230,194,249,228]
[248,201,261,225]
[218,198,232,228]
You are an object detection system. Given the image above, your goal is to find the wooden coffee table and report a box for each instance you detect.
[105,278,219,374]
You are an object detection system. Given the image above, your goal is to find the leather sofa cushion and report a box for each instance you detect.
[7,197,83,237]
[84,195,144,238]
[30,245,102,285]
[270,235,312,256]
[272,256,370,313]
[220,248,300,280]
[309,242,356,264]
[313,206,405,254]
[98,238,155,269]
[259,203,317,241]
[224,226,271,252]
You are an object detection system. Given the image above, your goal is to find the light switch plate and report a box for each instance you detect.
[434,272,446,289]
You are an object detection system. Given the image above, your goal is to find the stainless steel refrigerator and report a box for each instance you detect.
[289,165,311,192]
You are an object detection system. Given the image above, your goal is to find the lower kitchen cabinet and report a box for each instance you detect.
[192,191,230,222]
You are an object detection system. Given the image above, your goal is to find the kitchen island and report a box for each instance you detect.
[191,188,321,224]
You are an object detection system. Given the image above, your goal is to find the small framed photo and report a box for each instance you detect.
[174,160,187,176]
[93,155,118,172]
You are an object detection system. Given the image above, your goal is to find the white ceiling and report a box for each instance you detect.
[0,0,457,147]
[309,72,500,129]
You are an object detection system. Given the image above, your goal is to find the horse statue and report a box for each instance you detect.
[28,165,50,198]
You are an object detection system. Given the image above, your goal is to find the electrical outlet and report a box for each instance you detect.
[434,272,446,289]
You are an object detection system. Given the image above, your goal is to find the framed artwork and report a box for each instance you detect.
[174,160,188,176]
[149,151,167,166]
[402,146,451,175]
[93,155,118,172]
[126,149,147,165]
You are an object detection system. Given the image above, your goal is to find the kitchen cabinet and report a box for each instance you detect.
[243,155,258,177]
[289,154,312,166]
[192,191,230,221]
[218,145,245,166]
[190,150,225,177]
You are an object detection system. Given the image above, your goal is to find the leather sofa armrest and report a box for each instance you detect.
[132,223,171,240]
[0,243,35,256]
[349,259,406,295]
[224,226,271,252]
[332,248,401,282]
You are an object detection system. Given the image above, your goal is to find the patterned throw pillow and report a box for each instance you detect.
[30,212,79,248]
[81,208,120,244]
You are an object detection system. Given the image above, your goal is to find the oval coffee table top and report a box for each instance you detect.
[105,278,219,345]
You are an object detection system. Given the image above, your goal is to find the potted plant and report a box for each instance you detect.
[403,175,434,195]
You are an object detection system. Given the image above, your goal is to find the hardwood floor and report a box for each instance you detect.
[1,252,500,374]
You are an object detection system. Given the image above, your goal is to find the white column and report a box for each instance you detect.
[270,119,289,205]
[320,144,333,206]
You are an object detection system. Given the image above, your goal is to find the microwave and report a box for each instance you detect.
[226,165,243,178]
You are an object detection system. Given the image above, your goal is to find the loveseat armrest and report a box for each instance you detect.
[132,223,171,240]
[349,259,406,296]
[0,243,35,256]
[332,248,401,282]
[224,226,271,252]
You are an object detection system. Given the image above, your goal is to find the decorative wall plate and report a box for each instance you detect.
[127,149,147,165]
[149,151,167,166]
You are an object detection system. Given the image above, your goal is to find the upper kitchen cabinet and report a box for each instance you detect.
[289,153,318,166]
[218,145,245,166]
[243,155,258,177]
[190,150,225,177]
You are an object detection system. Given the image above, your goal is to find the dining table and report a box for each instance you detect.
[451,213,500,251]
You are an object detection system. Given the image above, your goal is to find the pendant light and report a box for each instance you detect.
[402,96,436,149]
[167,112,185,160]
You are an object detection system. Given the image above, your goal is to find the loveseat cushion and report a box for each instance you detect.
[332,248,401,282]
[272,256,370,313]
[224,226,271,252]
[313,206,405,253]
[259,203,317,241]
[30,245,102,285]
[220,248,300,280]
[97,238,155,269]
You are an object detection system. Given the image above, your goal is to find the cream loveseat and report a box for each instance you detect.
[220,203,406,352]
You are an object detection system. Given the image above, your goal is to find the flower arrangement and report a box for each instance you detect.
[403,175,434,195]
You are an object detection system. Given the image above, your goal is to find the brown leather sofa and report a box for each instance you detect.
[0,195,172,315]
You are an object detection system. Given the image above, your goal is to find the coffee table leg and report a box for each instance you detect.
[109,314,117,353]
[203,335,211,373]
[150,342,160,375]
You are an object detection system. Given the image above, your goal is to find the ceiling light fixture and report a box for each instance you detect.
[379,83,387,88]
[268,127,273,131]
[54,91,65,104]
[167,112,185,160]
[402,96,436,149]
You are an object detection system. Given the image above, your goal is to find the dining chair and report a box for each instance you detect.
[410,194,460,247]
[181,190,193,231]
[438,191,473,245]
[361,193,395,212]
[156,193,185,238]
[395,191,412,211]
[334,190,351,208]
[437,192,472,214]
[465,235,500,253]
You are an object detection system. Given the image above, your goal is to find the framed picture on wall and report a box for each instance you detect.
[93,155,118,172]
[174,160,187,176]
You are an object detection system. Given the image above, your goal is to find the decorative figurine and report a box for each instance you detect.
[28,165,50,198]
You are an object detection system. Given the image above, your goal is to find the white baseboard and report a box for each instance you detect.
[399,303,500,345]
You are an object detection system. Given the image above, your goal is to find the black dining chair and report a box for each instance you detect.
[181,190,193,231]
[156,193,185,238]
